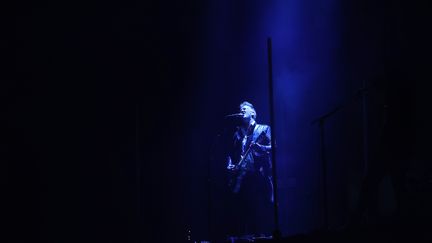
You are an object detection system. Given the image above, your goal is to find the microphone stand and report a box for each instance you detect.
[206,121,227,243]
[311,82,370,231]
[206,117,238,242]
[206,131,219,242]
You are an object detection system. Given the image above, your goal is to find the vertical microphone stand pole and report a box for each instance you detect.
[361,80,369,178]
[267,37,281,239]
[207,120,230,242]
[207,126,225,242]
[135,104,142,243]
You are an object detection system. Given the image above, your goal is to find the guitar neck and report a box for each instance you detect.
[236,132,265,167]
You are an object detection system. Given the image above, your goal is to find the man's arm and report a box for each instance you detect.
[252,143,271,153]
[252,125,272,153]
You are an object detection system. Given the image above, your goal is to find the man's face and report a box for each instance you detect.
[240,105,256,121]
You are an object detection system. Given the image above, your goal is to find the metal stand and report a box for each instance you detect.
[206,123,228,243]
[267,37,281,240]
[311,82,371,231]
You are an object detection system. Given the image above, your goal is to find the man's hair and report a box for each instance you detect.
[239,101,257,119]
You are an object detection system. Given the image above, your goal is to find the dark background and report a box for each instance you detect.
[4,0,431,242]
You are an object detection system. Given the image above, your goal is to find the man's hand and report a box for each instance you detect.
[226,156,235,170]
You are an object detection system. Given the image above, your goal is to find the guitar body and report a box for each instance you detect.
[228,155,249,193]
[228,131,267,193]
[228,170,245,193]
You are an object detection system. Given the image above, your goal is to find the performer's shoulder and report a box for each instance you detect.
[256,123,270,132]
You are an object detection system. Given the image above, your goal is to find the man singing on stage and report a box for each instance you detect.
[225,101,274,239]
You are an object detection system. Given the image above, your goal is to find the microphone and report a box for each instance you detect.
[225,113,243,118]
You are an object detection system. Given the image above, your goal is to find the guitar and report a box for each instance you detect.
[228,131,267,193]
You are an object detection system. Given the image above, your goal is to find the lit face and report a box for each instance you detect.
[240,105,256,122]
